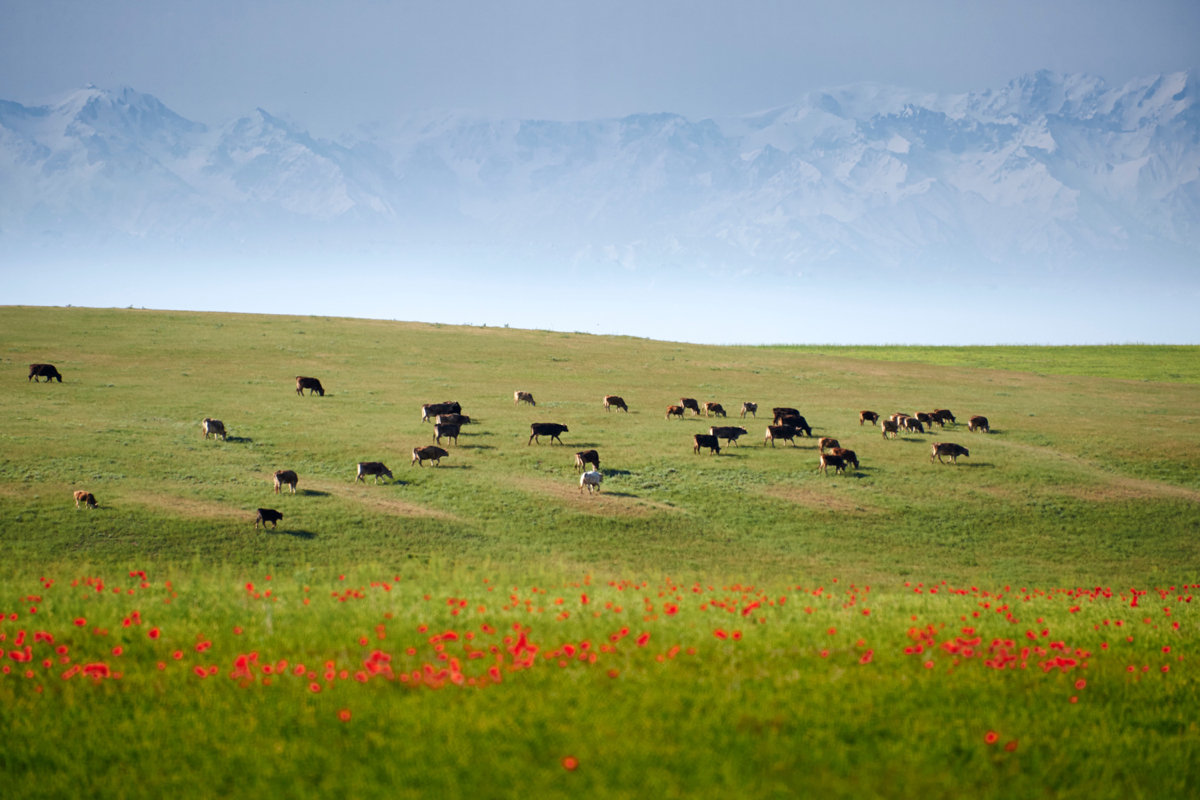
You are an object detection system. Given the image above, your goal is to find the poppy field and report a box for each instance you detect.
[2,306,1198,797]
[1,566,1197,798]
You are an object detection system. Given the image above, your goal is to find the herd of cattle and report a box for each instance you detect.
[30,362,992,529]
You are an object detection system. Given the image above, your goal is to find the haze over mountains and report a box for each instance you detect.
[2,70,1197,342]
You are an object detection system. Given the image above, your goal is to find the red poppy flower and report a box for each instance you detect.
[562,757,579,771]
[984,731,999,745]
[338,709,351,723]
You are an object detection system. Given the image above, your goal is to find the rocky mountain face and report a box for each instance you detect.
[3,72,1196,281]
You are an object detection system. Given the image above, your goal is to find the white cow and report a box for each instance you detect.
[579,470,603,494]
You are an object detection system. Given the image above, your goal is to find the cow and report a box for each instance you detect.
[681,398,701,415]
[764,425,799,447]
[859,411,879,426]
[901,417,925,434]
[434,423,460,445]
[295,376,324,396]
[422,402,462,423]
[819,453,846,475]
[916,412,936,429]
[693,434,721,455]
[777,414,812,437]
[273,470,298,494]
[933,409,957,426]
[435,413,472,427]
[579,470,603,494]
[772,408,801,425]
[818,437,840,452]
[709,426,748,446]
[28,363,63,382]
[574,450,600,471]
[202,418,226,440]
[73,490,97,509]
[931,442,970,464]
[255,508,283,529]
[880,419,899,439]
[704,402,727,418]
[412,446,449,467]
[514,391,536,407]
[666,405,685,420]
[740,402,758,418]
[967,415,990,433]
[529,423,568,445]
[603,395,628,413]
[830,447,859,469]
[355,462,393,483]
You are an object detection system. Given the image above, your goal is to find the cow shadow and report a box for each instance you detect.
[458,444,495,451]
[601,468,633,477]
[275,528,316,539]
[597,490,639,498]
[420,464,471,470]
[298,489,331,497]
[225,436,253,444]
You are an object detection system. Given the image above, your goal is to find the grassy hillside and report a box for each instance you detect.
[2,305,1197,585]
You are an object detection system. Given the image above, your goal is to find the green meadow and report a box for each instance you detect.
[1,306,1198,798]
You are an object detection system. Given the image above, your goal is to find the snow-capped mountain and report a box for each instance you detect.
[2,72,1197,280]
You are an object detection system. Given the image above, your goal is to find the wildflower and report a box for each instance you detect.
[148,628,160,640]
[984,731,999,745]
[1075,679,1086,690]
[338,709,352,723]
[562,756,579,771]
[1004,740,1019,752]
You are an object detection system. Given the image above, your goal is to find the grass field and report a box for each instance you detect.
[1,306,1198,798]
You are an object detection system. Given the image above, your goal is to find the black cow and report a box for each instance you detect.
[819,453,846,475]
[603,395,628,412]
[740,402,758,418]
[412,446,450,467]
[681,398,701,415]
[529,423,569,445]
[709,426,748,446]
[255,508,283,529]
[772,407,801,424]
[28,363,63,382]
[830,448,859,469]
[967,416,990,433]
[574,450,600,471]
[859,410,879,426]
[295,376,324,396]
[422,402,462,423]
[764,425,799,447]
[273,470,298,494]
[931,442,970,464]
[777,414,812,436]
[434,423,460,445]
[355,462,393,483]
[693,434,721,455]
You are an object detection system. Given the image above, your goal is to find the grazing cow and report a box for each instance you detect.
[777,414,812,437]
[434,413,472,427]
[434,423,460,445]
[273,470,298,494]
[880,419,899,439]
[255,508,283,529]
[73,490,97,509]
[709,426,748,446]
[740,402,758,418]
[830,447,859,469]
[933,409,957,426]
[412,446,449,467]
[355,462,393,483]
[916,412,936,429]
[603,395,628,413]
[693,433,721,455]
[901,417,925,434]
[514,391,536,407]
[202,418,226,440]
[859,411,879,426]
[819,453,846,475]
[422,402,462,423]
[574,450,600,471]
[579,470,603,494]
[967,415,990,433]
[529,423,569,445]
[818,437,840,452]
[295,376,324,396]
[28,363,63,382]
[666,405,685,420]
[764,425,799,447]
[704,402,727,418]
[772,408,801,425]
[681,398,702,416]
[931,442,970,464]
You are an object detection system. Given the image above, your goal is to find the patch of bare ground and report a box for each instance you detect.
[503,474,679,516]
[123,491,246,519]
[313,480,461,520]
[761,484,879,514]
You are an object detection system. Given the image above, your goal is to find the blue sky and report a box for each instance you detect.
[2,1,1198,344]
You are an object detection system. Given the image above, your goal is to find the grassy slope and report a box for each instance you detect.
[2,306,1198,585]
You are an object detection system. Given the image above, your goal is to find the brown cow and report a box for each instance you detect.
[932,409,956,425]
[830,447,859,469]
[916,412,936,429]
[772,407,801,425]
[603,395,628,412]
[740,402,757,418]
[529,423,568,445]
[681,398,701,415]
[931,442,970,464]
[703,402,727,418]
[818,437,840,452]
[693,434,721,455]
[412,446,450,467]
[967,416,990,433]
[818,453,846,475]
[764,425,798,447]
[273,470,298,494]
[514,391,536,407]
[901,417,925,434]
[859,411,879,426]
[666,405,685,420]
[574,450,600,471]
[295,376,324,396]
[29,363,63,382]
[202,418,226,440]
[73,490,97,509]
[880,419,899,439]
